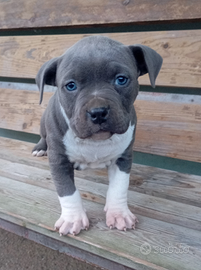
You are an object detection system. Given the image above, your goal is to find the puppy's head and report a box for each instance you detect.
[36,36,162,140]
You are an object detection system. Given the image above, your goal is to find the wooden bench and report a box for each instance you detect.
[0,1,201,269]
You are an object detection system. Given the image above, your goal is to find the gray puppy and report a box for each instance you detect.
[32,36,162,236]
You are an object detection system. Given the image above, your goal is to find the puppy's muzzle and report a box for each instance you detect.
[87,106,110,125]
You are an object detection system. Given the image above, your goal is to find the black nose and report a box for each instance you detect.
[87,107,110,124]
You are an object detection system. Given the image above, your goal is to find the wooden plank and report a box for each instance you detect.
[1,89,201,162]
[1,157,201,231]
[1,137,201,208]
[0,88,51,134]
[135,93,201,162]
[0,0,201,30]
[0,175,201,270]
[1,30,201,88]
[0,137,49,169]
[0,220,134,270]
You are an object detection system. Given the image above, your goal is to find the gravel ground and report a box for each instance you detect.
[0,228,103,270]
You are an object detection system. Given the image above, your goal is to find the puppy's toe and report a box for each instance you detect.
[115,217,127,231]
[70,220,83,235]
[106,214,115,229]
[54,217,65,231]
[32,150,38,157]
[59,221,72,235]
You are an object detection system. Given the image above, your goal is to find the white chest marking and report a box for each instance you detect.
[60,104,135,170]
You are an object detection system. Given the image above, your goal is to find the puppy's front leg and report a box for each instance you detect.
[48,138,89,236]
[104,162,138,231]
[55,190,89,236]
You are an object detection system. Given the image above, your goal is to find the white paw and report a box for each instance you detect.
[104,205,138,231]
[55,190,89,236]
[55,211,89,236]
[32,150,47,157]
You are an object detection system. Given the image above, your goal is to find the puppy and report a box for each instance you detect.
[32,36,163,235]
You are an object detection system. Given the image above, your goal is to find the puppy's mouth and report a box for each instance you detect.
[89,130,113,141]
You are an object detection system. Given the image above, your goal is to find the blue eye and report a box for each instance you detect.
[115,76,128,86]
[66,82,77,91]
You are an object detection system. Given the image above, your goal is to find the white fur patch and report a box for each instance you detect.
[104,164,138,230]
[55,190,89,235]
[59,190,85,217]
[105,164,130,210]
[60,104,135,170]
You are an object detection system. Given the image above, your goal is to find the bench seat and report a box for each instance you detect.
[1,136,201,270]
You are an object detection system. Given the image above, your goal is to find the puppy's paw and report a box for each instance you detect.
[32,150,47,157]
[55,191,89,236]
[104,206,138,231]
[54,211,89,236]
[32,138,47,157]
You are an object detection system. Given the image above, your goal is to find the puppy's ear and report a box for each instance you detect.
[36,57,60,104]
[129,45,163,88]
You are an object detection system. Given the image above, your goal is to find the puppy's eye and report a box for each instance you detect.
[66,82,77,91]
[115,76,128,86]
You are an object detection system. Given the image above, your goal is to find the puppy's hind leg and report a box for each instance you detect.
[32,108,48,157]
[32,137,47,157]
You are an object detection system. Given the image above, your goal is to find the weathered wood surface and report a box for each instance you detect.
[1,88,201,162]
[0,137,49,169]
[1,31,201,88]
[0,88,49,134]
[135,93,201,162]
[0,147,201,269]
[0,0,201,30]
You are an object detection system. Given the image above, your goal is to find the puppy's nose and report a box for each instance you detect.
[87,107,110,124]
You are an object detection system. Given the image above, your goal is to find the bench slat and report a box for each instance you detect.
[0,88,48,134]
[0,0,201,29]
[1,31,201,88]
[135,93,201,162]
[1,88,201,162]
[0,155,201,269]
